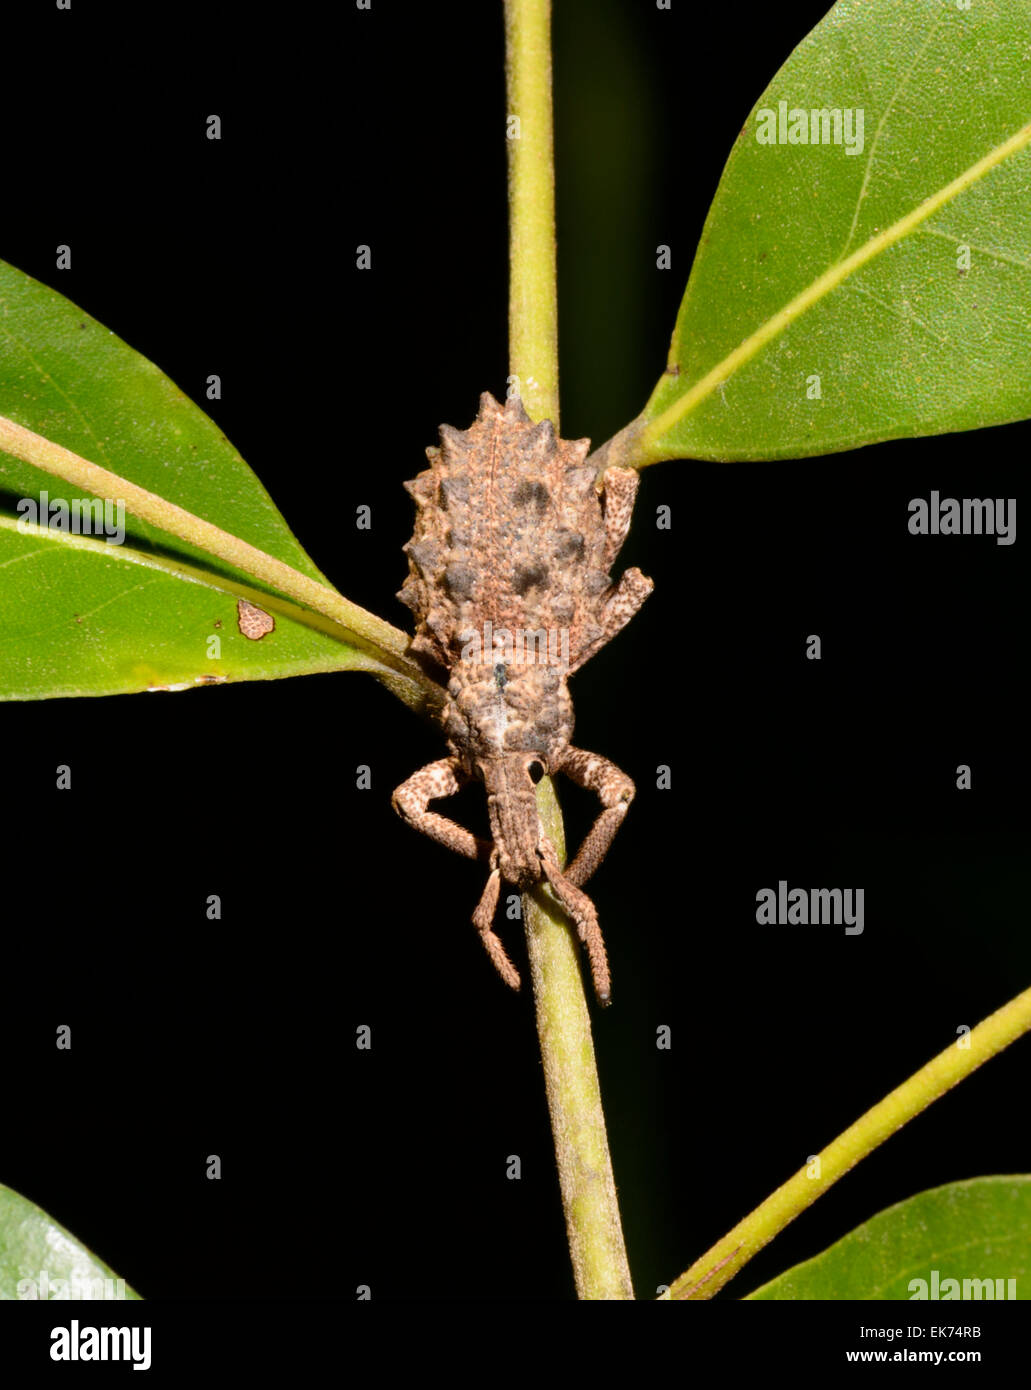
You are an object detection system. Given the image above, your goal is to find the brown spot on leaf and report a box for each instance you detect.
[237,599,275,639]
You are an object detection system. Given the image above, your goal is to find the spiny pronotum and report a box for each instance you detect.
[392,392,652,1003]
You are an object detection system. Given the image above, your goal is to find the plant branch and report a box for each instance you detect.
[665,982,1031,1300]
[506,0,632,1300]
[0,411,442,715]
[527,778,634,1299]
[505,0,559,425]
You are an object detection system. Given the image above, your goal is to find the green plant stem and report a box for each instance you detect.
[526,780,634,1300]
[506,0,632,1300]
[0,411,442,715]
[666,983,1031,1300]
[505,0,559,425]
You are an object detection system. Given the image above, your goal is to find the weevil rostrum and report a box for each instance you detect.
[392,392,653,1004]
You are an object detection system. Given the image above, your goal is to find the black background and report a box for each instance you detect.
[0,0,1027,1325]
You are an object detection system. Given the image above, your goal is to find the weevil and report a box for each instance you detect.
[392,392,652,1003]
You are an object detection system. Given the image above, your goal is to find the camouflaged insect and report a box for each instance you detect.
[392,392,652,1003]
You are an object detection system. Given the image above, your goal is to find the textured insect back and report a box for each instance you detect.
[400,393,589,667]
[397,447,451,670]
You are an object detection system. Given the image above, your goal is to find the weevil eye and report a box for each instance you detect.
[527,759,546,784]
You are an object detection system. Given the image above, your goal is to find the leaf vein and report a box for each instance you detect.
[840,9,946,259]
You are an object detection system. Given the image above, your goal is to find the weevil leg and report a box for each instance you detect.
[599,466,640,568]
[559,748,635,889]
[471,860,521,992]
[392,757,491,861]
[538,842,612,1006]
[393,760,519,991]
[568,567,653,674]
[566,467,652,675]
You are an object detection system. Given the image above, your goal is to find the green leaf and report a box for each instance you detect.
[0,515,403,700]
[0,258,403,699]
[0,259,329,581]
[0,1182,140,1301]
[635,0,1031,464]
[746,1176,1031,1300]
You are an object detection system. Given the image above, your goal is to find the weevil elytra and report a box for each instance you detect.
[392,392,652,1003]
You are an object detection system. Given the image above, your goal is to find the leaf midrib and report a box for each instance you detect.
[640,118,1031,461]
[0,512,362,648]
